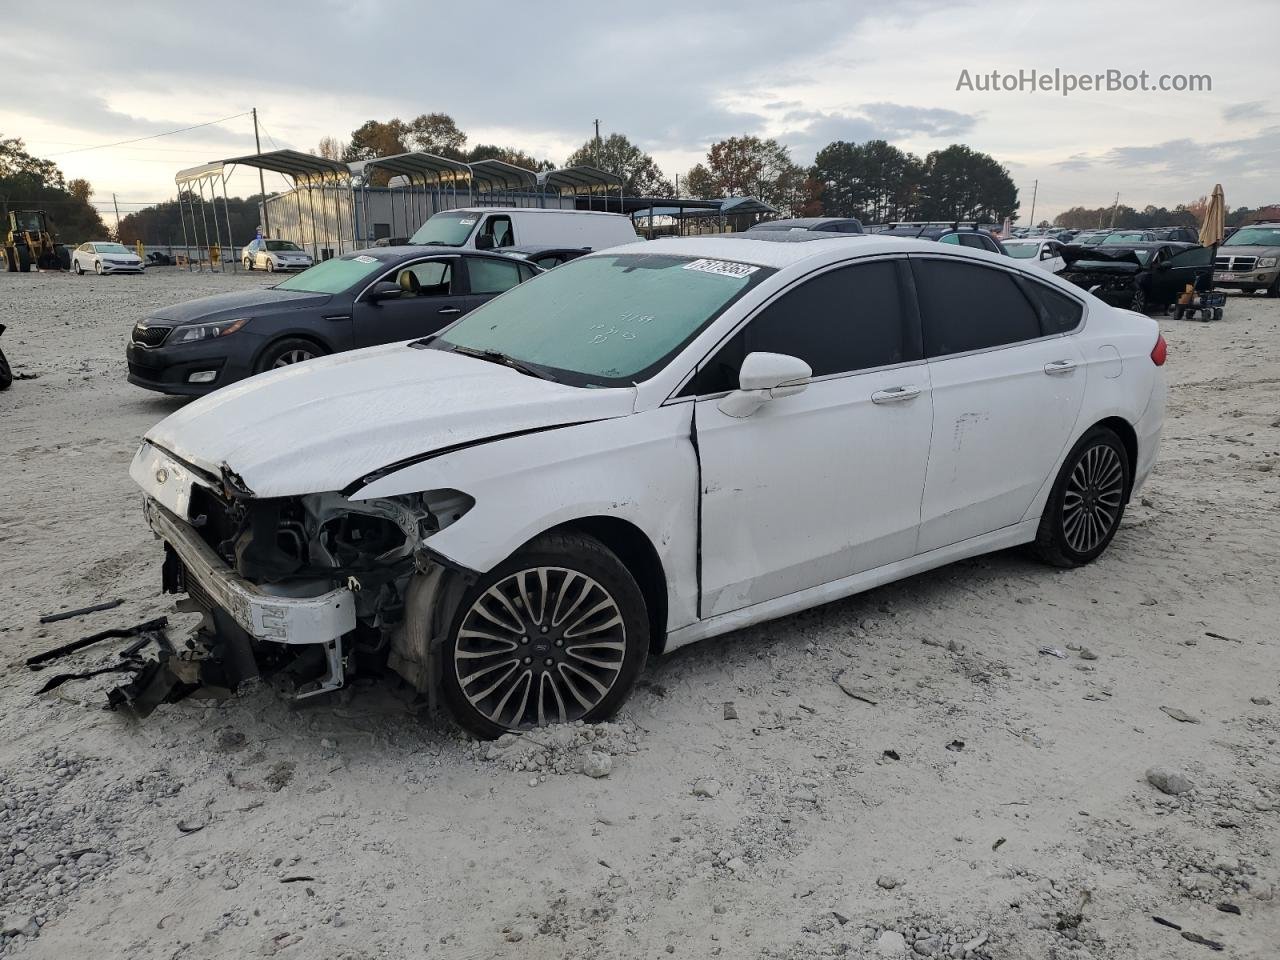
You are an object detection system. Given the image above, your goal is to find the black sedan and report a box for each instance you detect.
[498,245,590,270]
[127,247,540,395]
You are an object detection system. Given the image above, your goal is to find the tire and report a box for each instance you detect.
[265,259,275,274]
[1033,426,1131,568]
[441,531,649,738]
[1266,277,1279,299]
[0,346,11,391]
[73,257,84,275]
[56,248,71,270]
[243,257,252,271]
[94,260,103,276]
[1213,307,1224,322]
[17,247,31,273]
[3,247,16,272]
[1128,287,1146,313]
[255,337,324,372]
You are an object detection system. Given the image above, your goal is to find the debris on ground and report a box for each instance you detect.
[1160,705,1201,724]
[37,599,124,624]
[1146,767,1194,795]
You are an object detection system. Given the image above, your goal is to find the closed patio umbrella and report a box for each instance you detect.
[1199,183,1225,246]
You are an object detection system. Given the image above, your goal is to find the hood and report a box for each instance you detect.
[1218,244,1279,256]
[142,343,637,498]
[147,288,330,325]
[1061,245,1146,270]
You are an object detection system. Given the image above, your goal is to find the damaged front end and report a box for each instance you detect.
[129,441,472,711]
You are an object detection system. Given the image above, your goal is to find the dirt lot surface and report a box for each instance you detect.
[0,267,1277,959]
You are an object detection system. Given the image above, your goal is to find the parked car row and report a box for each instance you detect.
[124,213,1167,734]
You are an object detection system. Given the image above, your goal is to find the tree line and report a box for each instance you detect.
[317,115,1021,222]
[1,135,108,241]
[1054,200,1277,230]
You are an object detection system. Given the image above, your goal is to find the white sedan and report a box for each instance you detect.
[129,235,1166,735]
[71,241,143,275]
[241,238,314,272]
[1003,238,1067,273]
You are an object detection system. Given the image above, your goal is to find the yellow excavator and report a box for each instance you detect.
[3,209,71,272]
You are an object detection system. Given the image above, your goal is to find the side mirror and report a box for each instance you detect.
[718,352,812,418]
[474,234,495,250]
[367,280,401,303]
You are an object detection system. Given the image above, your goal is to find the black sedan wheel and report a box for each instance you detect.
[1129,287,1146,313]
[256,338,324,372]
[1034,427,1130,567]
[442,531,648,738]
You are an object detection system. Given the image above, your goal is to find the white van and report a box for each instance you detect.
[407,207,640,253]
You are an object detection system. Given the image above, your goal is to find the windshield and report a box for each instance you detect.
[1224,226,1280,246]
[1003,243,1037,258]
[95,243,131,254]
[1102,233,1146,244]
[409,212,479,246]
[265,240,303,251]
[275,254,385,294]
[434,252,775,387]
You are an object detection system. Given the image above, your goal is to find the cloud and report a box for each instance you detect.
[1222,101,1270,122]
[858,102,977,138]
[1054,153,1094,172]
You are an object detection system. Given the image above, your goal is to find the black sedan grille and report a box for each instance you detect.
[132,323,171,347]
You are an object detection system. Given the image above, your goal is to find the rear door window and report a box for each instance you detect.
[911,258,1043,357]
[466,256,524,294]
[691,259,918,394]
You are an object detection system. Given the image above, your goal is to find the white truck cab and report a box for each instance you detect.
[408,207,640,253]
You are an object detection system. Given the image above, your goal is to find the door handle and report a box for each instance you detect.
[322,314,350,322]
[437,307,462,315]
[1043,359,1077,375]
[871,385,922,404]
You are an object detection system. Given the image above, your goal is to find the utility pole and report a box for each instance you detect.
[674,173,679,198]
[112,193,122,239]
[1108,191,1120,228]
[253,107,271,236]
[593,119,601,166]
[1027,179,1038,228]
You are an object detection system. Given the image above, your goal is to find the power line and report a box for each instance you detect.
[48,112,252,157]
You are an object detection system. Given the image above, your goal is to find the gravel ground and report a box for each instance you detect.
[0,267,1277,959]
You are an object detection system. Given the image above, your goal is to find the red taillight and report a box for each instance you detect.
[1150,334,1167,366]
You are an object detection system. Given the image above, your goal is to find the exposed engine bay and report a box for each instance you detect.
[120,441,476,713]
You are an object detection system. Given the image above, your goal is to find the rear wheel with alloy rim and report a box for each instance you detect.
[1034,426,1131,567]
[1129,287,1146,313]
[256,338,324,372]
[442,531,649,738]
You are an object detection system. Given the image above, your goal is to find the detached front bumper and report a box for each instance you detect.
[143,496,356,697]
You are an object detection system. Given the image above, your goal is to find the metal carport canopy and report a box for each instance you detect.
[349,151,470,187]
[212,148,350,185]
[539,165,623,192]
[468,158,539,191]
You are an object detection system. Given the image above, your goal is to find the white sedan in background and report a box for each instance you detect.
[1003,238,1067,273]
[130,235,1166,736]
[241,238,314,272]
[71,241,144,275]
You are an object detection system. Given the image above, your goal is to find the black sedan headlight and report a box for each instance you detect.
[170,318,250,344]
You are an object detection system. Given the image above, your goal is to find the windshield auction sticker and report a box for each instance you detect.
[353,255,378,263]
[682,258,760,278]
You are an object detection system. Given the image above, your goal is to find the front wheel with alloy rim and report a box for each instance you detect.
[1129,287,1147,313]
[265,259,275,273]
[1034,426,1131,568]
[256,338,324,372]
[243,257,252,271]
[74,259,84,275]
[442,531,649,738]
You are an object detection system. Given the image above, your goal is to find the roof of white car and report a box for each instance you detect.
[614,234,987,269]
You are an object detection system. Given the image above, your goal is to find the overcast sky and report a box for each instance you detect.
[5,0,1276,224]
